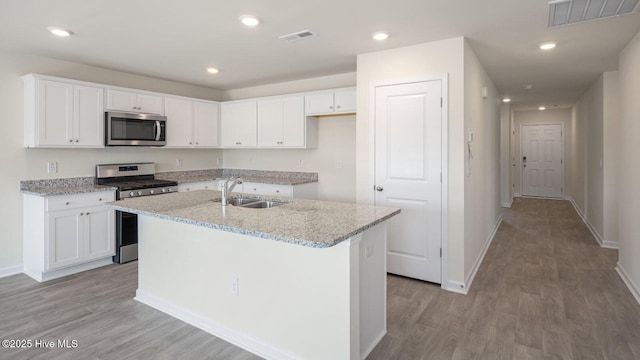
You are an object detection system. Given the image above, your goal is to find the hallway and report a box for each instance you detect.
[368,198,640,359]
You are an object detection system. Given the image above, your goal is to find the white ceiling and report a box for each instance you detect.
[2,0,639,109]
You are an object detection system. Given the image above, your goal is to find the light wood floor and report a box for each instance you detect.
[1,198,639,359]
[368,198,640,360]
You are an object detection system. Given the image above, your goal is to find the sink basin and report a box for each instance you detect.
[225,197,260,206]
[238,200,286,209]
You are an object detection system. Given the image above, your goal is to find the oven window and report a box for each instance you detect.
[111,118,161,141]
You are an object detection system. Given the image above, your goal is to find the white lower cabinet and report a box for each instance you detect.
[178,181,220,192]
[242,181,317,199]
[23,191,116,282]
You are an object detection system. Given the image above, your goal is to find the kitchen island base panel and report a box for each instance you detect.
[135,215,386,360]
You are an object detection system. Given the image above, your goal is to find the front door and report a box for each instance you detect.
[521,124,563,198]
[374,80,443,283]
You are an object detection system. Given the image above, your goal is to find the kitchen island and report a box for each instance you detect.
[109,190,400,360]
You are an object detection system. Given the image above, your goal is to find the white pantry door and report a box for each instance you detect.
[521,124,563,198]
[374,80,442,283]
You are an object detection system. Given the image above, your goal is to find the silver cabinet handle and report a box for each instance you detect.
[65,202,70,205]
[75,139,79,143]
[155,121,161,141]
[375,186,384,192]
[68,139,73,143]
[86,212,90,215]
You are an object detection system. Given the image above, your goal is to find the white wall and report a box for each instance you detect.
[500,103,512,206]
[617,31,640,295]
[512,108,573,197]
[356,37,466,284]
[221,73,357,203]
[583,75,605,237]
[602,71,620,246]
[0,52,223,272]
[463,41,502,287]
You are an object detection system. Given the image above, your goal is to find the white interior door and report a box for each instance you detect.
[521,124,563,198]
[374,80,442,283]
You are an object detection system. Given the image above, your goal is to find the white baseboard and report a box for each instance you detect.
[616,263,640,305]
[0,264,23,279]
[360,330,385,360]
[24,258,113,282]
[566,197,619,249]
[135,290,300,360]
[514,193,521,197]
[501,199,513,208]
[444,280,467,294]
[464,216,503,293]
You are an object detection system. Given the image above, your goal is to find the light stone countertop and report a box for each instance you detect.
[156,169,318,185]
[108,190,400,248]
[20,177,117,197]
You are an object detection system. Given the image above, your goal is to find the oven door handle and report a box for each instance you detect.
[154,121,161,141]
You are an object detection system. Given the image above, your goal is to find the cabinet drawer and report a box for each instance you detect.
[243,182,292,197]
[46,192,115,211]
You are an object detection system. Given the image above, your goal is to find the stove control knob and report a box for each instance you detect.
[168,188,173,192]
[129,192,135,197]
[150,190,154,194]
[138,191,143,196]
[161,188,166,193]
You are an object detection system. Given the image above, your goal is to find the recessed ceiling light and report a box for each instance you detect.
[239,15,262,27]
[206,67,219,74]
[539,106,546,111]
[539,42,556,50]
[372,32,389,41]
[502,98,512,103]
[525,84,533,90]
[47,26,73,37]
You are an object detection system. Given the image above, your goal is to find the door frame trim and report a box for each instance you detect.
[368,74,449,287]
[519,122,565,198]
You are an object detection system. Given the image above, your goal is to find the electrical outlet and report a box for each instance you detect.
[336,160,343,169]
[176,159,183,167]
[216,157,221,166]
[47,162,57,174]
[365,245,374,258]
[298,160,304,168]
[230,277,239,296]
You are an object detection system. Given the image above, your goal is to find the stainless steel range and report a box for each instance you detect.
[96,162,177,263]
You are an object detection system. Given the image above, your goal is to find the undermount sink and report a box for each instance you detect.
[237,200,286,209]
[216,196,287,209]
[225,197,260,206]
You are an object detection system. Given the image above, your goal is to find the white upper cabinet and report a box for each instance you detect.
[221,100,257,148]
[194,101,220,147]
[165,97,194,147]
[106,89,164,115]
[304,88,356,116]
[23,75,104,148]
[165,97,219,148]
[258,96,316,148]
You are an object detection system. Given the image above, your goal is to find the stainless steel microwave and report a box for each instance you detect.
[105,112,167,146]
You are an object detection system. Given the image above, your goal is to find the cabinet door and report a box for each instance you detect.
[165,97,194,147]
[281,96,305,147]
[137,93,164,115]
[334,89,356,113]
[74,85,104,147]
[194,101,220,147]
[242,182,292,197]
[258,99,284,147]
[221,101,257,147]
[84,207,114,261]
[47,209,83,270]
[106,89,138,112]
[178,181,216,192]
[304,93,334,115]
[37,80,73,146]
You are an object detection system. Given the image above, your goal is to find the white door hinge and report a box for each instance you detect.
[439,248,442,258]
[440,172,442,183]
[440,98,443,107]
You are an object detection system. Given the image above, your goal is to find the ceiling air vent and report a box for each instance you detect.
[549,0,640,26]
[279,30,317,42]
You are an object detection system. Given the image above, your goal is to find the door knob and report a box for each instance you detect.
[375,186,384,192]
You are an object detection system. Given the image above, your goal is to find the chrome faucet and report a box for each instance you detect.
[220,177,242,206]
